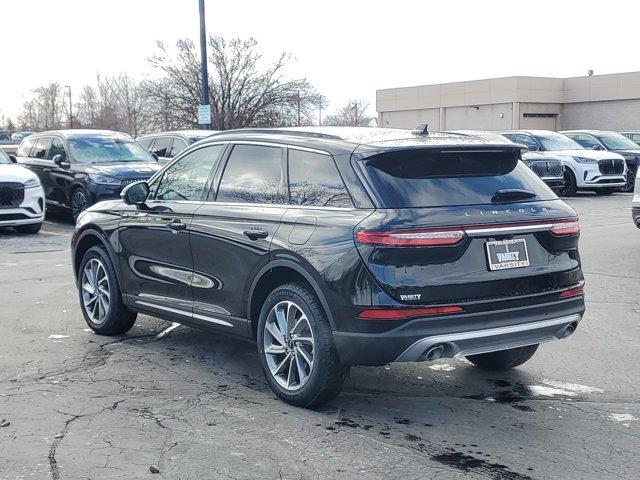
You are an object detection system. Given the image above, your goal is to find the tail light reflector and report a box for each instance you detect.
[357,305,463,320]
[356,228,466,247]
[550,218,580,236]
[560,284,584,299]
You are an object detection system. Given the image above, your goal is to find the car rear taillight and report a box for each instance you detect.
[356,228,466,247]
[560,284,584,299]
[550,218,580,236]
[357,305,463,320]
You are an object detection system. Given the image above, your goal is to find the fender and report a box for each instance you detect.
[72,226,119,281]
[248,258,337,331]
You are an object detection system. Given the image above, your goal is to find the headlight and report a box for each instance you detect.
[573,156,598,164]
[23,177,40,188]
[88,174,121,185]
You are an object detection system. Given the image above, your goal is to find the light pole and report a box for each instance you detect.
[65,85,73,129]
[198,0,211,129]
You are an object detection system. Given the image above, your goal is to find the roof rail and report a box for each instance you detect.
[211,128,343,140]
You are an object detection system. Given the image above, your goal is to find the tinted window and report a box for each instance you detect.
[47,138,66,160]
[153,145,224,201]
[575,134,600,149]
[30,138,51,159]
[0,149,10,164]
[169,138,188,157]
[515,134,540,151]
[288,149,352,207]
[359,149,555,208]
[138,137,154,149]
[632,134,640,145]
[150,137,172,158]
[217,145,283,204]
[17,137,35,157]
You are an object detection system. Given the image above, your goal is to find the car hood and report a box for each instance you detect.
[77,162,161,178]
[547,149,625,160]
[0,164,40,183]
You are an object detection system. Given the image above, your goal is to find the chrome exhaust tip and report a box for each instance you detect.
[424,344,446,361]
[560,323,576,339]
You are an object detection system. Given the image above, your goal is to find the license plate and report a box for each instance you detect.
[486,238,529,271]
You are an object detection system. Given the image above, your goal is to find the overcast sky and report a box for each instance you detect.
[1,0,639,123]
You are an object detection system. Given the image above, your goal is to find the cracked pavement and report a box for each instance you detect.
[1,196,639,480]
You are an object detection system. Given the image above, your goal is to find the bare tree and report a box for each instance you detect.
[142,37,324,130]
[323,99,374,127]
[18,83,68,131]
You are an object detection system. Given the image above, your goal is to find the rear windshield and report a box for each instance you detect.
[358,149,556,208]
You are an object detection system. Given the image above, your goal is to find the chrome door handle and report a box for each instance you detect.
[167,219,187,233]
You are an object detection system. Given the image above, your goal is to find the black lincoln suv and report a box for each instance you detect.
[71,127,585,407]
[15,130,161,220]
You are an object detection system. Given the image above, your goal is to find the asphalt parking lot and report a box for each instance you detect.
[0,195,638,480]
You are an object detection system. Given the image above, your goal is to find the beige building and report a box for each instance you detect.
[376,72,640,132]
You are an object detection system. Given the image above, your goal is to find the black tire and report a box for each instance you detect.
[560,169,577,197]
[77,245,136,335]
[71,187,91,222]
[621,166,636,193]
[257,282,348,408]
[596,187,617,195]
[14,222,42,234]
[466,344,539,371]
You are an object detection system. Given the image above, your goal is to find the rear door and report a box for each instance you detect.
[353,147,582,305]
[22,137,54,202]
[46,137,73,206]
[189,143,287,332]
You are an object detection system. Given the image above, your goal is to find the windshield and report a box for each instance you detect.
[533,132,583,151]
[69,137,154,164]
[598,133,639,150]
[0,149,10,164]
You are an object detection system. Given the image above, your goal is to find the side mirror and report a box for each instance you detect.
[121,181,149,206]
[8,155,16,163]
[592,144,604,151]
[52,154,70,169]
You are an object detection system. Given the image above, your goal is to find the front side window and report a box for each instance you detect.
[169,138,188,157]
[216,144,283,204]
[288,149,352,208]
[47,138,66,160]
[69,136,153,164]
[153,145,225,201]
[17,137,35,157]
[30,138,51,159]
[515,134,540,151]
[150,137,172,158]
[0,149,10,164]
[575,134,601,149]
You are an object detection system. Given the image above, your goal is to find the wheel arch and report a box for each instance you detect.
[248,259,336,339]
[73,227,117,281]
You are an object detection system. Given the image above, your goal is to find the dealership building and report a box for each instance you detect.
[376,71,640,132]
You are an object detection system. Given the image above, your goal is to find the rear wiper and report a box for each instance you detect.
[491,188,538,203]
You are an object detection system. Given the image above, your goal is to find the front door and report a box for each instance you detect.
[118,144,226,320]
[190,143,287,334]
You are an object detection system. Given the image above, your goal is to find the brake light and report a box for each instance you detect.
[356,228,466,247]
[560,284,584,299]
[550,218,580,236]
[357,306,463,320]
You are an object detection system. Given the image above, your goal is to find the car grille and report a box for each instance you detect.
[0,182,25,208]
[529,160,564,178]
[599,158,625,175]
[0,213,28,221]
[120,178,148,187]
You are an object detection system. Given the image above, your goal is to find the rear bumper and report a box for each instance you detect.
[333,297,585,366]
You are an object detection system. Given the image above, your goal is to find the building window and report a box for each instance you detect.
[522,113,557,118]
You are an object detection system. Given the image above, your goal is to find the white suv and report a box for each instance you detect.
[501,130,626,196]
[0,149,45,233]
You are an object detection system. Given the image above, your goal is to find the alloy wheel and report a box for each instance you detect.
[81,258,110,325]
[621,169,635,193]
[263,300,315,391]
[71,190,88,219]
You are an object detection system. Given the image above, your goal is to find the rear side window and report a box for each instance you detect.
[150,137,172,158]
[47,138,66,160]
[30,138,51,159]
[216,144,283,204]
[17,137,35,157]
[358,149,555,208]
[288,149,352,208]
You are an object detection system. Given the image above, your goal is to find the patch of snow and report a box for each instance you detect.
[542,379,604,394]
[608,413,638,425]
[429,363,455,372]
[48,334,69,339]
[156,322,181,339]
[528,385,577,397]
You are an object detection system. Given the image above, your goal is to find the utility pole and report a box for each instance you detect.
[198,0,211,129]
[65,85,73,129]
[297,91,301,127]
